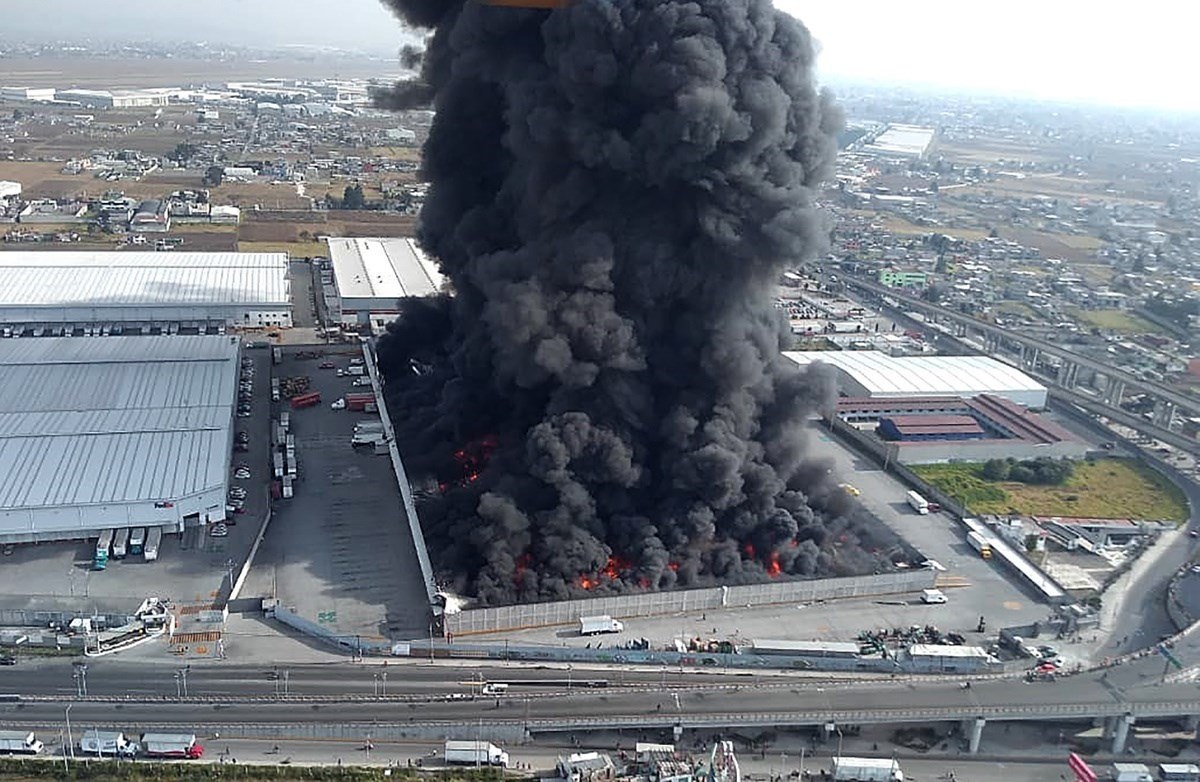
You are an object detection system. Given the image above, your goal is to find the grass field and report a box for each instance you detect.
[879,215,990,242]
[911,459,1189,522]
[1066,307,1164,335]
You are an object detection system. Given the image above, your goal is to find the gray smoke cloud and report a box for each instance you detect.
[375,0,901,605]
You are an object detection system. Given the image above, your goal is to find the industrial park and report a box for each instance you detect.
[0,2,1198,782]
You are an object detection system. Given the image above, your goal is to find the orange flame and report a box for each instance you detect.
[767,552,782,578]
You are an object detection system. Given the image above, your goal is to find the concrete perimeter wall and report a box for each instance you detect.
[445,570,937,636]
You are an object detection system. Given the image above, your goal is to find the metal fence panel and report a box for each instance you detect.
[446,570,936,635]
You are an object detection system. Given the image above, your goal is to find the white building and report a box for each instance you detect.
[324,237,445,334]
[0,251,291,332]
[783,350,1048,409]
[0,180,20,202]
[0,336,239,543]
[56,88,171,109]
[861,124,936,160]
[0,86,55,102]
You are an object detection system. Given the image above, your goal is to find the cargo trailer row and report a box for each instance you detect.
[93,527,164,567]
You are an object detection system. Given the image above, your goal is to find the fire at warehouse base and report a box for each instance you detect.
[373,0,908,605]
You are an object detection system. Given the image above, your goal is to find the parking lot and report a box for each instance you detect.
[0,346,273,619]
[238,344,432,644]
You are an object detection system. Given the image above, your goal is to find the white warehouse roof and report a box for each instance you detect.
[0,336,238,540]
[783,350,1047,409]
[326,237,444,301]
[0,251,289,308]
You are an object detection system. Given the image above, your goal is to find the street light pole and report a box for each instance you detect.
[380,671,387,696]
[64,704,74,760]
[835,727,844,763]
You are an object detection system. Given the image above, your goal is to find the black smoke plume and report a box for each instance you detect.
[376,0,895,604]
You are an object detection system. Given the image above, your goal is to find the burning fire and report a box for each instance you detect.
[767,551,782,578]
[442,435,499,492]
[576,555,629,592]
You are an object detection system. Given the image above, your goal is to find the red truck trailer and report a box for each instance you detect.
[290,391,321,409]
[345,393,376,412]
[140,733,203,759]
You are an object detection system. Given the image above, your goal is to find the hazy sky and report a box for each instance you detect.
[3,1,1193,112]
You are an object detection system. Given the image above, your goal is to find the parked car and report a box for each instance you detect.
[319,361,336,369]
[210,523,229,537]
[236,432,250,443]
[229,487,247,499]
[234,469,251,479]
[0,656,16,666]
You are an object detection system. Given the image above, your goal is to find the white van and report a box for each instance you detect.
[921,589,948,604]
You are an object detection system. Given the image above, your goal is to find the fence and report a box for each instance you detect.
[364,342,438,607]
[269,604,391,656]
[445,570,936,635]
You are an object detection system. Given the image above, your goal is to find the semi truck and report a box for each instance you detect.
[112,527,129,559]
[144,526,163,562]
[282,476,294,499]
[579,615,623,635]
[344,393,376,412]
[831,757,903,782]
[906,490,929,514]
[290,391,321,409]
[129,527,146,556]
[80,730,139,758]
[94,529,114,570]
[273,451,285,479]
[966,531,993,559]
[140,732,203,759]
[444,740,509,767]
[0,730,44,755]
[1113,764,1154,782]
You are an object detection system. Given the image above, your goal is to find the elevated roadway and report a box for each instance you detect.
[3,623,1200,753]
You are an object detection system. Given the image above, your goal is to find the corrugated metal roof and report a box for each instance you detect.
[0,251,288,307]
[784,350,1045,399]
[326,237,444,301]
[0,336,236,511]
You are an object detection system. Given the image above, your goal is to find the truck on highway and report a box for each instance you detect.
[1113,764,1154,782]
[444,740,509,767]
[282,476,294,499]
[290,391,321,409]
[831,757,903,782]
[271,347,282,365]
[0,730,44,755]
[579,615,623,636]
[966,531,993,559]
[1158,765,1200,782]
[273,451,285,479]
[80,730,139,758]
[140,732,203,760]
[144,526,162,562]
[906,490,929,514]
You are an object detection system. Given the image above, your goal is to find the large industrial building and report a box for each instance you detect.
[0,251,291,333]
[784,350,1048,409]
[324,237,445,334]
[0,336,239,543]
[835,395,1088,464]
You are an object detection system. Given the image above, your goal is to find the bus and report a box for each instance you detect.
[129,527,146,556]
[112,528,129,559]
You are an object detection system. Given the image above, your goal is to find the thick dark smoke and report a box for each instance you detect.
[375,0,895,605]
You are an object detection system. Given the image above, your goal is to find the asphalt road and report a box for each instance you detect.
[3,629,1199,731]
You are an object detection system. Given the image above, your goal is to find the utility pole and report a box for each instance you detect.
[64,704,74,761]
[283,669,290,696]
[380,670,387,697]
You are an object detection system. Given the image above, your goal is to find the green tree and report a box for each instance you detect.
[342,183,365,210]
[203,166,224,186]
[169,142,197,164]
[981,459,1010,481]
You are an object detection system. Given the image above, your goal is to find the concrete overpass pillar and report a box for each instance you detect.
[1111,714,1134,755]
[967,718,985,754]
[1067,362,1080,388]
[1029,348,1040,369]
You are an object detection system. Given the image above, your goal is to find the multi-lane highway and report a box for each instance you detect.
[4,623,1199,740]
